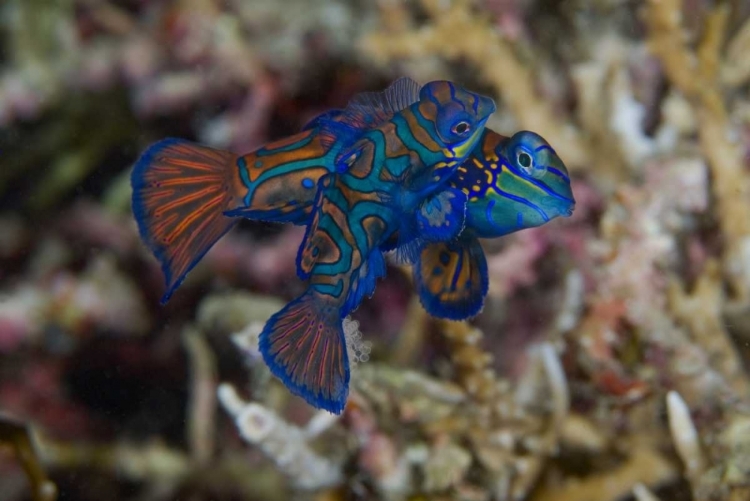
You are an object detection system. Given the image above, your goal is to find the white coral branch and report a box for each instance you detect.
[666,391,706,478]
[217,384,343,490]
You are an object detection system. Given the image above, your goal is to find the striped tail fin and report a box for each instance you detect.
[131,138,244,303]
[259,290,349,414]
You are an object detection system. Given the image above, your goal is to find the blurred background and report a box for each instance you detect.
[2,0,750,500]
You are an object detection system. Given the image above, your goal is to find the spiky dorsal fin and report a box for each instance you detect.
[318,77,422,148]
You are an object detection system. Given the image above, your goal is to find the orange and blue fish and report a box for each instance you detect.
[263,80,496,412]
[131,77,574,413]
[403,129,575,321]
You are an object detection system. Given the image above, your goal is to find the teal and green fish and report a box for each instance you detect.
[405,129,575,320]
[131,77,574,414]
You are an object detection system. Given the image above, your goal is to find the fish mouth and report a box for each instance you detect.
[540,196,575,219]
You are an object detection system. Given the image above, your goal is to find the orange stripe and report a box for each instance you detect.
[404,107,441,153]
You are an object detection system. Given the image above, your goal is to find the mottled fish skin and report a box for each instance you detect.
[133,78,576,413]
[130,79,421,303]
[130,124,350,303]
[259,80,497,414]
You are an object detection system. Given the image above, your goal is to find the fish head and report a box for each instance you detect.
[499,130,574,220]
[467,130,575,237]
[419,81,496,163]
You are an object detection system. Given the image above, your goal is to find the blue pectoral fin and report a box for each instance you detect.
[343,251,386,315]
[416,187,468,242]
[259,290,350,414]
[388,213,423,264]
[414,237,488,320]
[394,236,425,265]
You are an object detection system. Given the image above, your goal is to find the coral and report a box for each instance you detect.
[217,383,343,490]
[645,0,750,303]
[0,417,57,501]
[533,446,678,501]
[360,0,591,172]
[667,391,706,481]
[182,327,217,465]
[2,0,750,500]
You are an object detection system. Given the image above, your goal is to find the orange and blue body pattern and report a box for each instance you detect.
[131,114,358,302]
[260,80,496,413]
[131,77,574,414]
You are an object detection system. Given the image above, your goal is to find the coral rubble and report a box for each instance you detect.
[2,0,750,500]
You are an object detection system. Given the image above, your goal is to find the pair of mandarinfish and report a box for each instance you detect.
[131,77,575,413]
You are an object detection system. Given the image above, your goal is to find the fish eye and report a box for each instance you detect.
[516,149,545,179]
[518,152,532,169]
[451,121,471,135]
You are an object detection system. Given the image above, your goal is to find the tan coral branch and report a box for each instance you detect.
[360,0,590,171]
[218,383,343,490]
[666,391,706,479]
[667,260,750,398]
[182,327,218,465]
[531,446,678,501]
[645,0,750,303]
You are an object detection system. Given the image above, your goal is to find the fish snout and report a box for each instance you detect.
[477,95,497,119]
[563,202,575,218]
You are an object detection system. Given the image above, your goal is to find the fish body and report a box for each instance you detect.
[130,111,361,302]
[130,77,574,414]
[259,80,497,413]
[410,129,575,320]
[131,78,433,302]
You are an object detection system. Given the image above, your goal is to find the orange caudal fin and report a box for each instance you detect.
[131,138,245,302]
[259,290,350,414]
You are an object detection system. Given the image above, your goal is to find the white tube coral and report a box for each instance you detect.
[217,384,343,490]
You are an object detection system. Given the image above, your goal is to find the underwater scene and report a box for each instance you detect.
[2,0,750,500]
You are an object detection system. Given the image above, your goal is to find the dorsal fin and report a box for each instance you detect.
[319,77,422,148]
[301,109,343,131]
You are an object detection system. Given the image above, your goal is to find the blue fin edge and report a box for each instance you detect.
[258,294,350,414]
[131,138,238,304]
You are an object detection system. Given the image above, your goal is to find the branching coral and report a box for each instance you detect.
[645,0,750,304]
[0,417,57,501]
[218,384,343,490]
[667,391,706,481]
[420,319,573,499]
[182,327,217,465]
[571,156,735,407]
[360,0,590,171]
[3,1,750,500]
